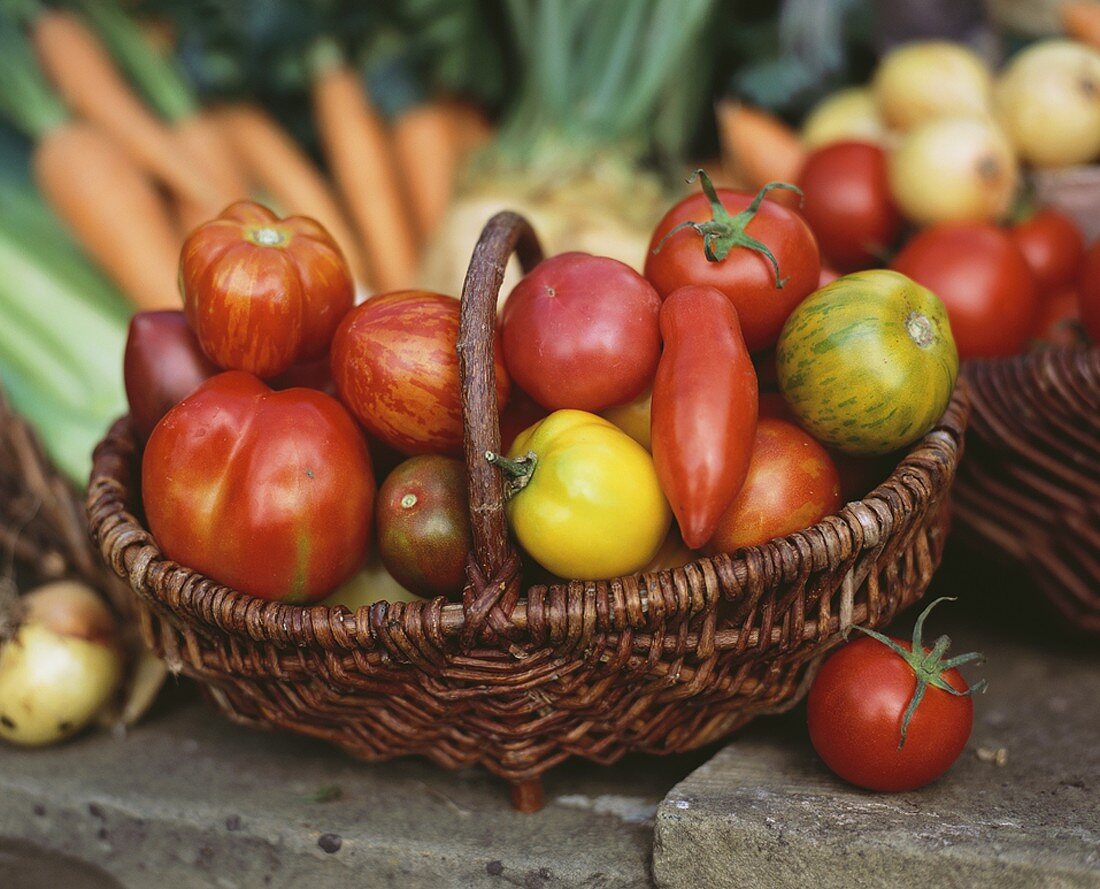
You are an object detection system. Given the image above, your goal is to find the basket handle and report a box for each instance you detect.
[456,211,544,582]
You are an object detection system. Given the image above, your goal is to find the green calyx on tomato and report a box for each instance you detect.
[652,170,802,288]
[851,597,986,749]
[485,450,538,499]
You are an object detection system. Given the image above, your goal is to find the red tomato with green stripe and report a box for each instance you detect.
[142,371,375,603]
[331,291,510,455]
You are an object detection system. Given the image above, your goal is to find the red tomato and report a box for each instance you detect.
[1010,208,1084,296]
[818,264,841,289]
[645,173,821,352]
[1032,288,1086,347]
[124,310,218,442]
[501,252,662,412]
[651,286,758,549]
[269,355,336,395]
[704,418,841,553]
[891,224,1038,359]
[1079,241,1100,343]
[181,201,354,378]
[142,372,374,603]
[796,142,901,271]
[499,389,549,453]
[807,599,984,792]
[331,291,510,455]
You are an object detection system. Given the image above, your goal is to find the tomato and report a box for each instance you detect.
[645,172,821,351]
[778,270,957,455]
[600,388,652,451]
[818,264,840,289]
[891,224,1038,360]
[807,598,985,792]
[180,201,354,378]
[319,553,422,608]
[651,286,758,549]
[500,410,670,580]
[1010,208,1085,296]
[331,291,510,455]
[1031,288,1086,347]
[501,252,661,412]
[796,141,901,271]
[142,372,374,603]
[1079,241,1100,343]
[269,355,335,395]
[499,389,549,453]
[705,418,841,553]
[124,310,218,441]
[375,455,471,599]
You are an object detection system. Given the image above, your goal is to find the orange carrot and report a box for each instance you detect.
[215,102,368,285]
[34,121,181,310]
[443,99,493,156]
[30,9,217,208]
[716,100,806,195]
[174,110,250,204]
[311,44,419,292]
[1062,2,1100,48]
[393,102,462,242]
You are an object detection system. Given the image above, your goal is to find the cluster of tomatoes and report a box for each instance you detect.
[797,139,1100,361]
[127,173,959,610]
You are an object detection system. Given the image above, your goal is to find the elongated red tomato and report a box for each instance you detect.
[645,172,820,352]
[181,200,354,378]
[651,285,758,548]
[142,372,374,603]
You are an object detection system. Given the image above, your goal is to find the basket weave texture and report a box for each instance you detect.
[86,212,970,792]
[954,347,1100,633]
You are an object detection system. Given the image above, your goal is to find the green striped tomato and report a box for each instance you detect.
[776,270,957,456]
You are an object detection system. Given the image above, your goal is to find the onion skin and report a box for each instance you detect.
[803,88,887,149]
[873,41,993,132]
[995,40,1100,168]
[0,582,123,747]
[888,116,1019,225]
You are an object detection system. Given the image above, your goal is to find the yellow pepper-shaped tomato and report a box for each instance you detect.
[498,410,671,580]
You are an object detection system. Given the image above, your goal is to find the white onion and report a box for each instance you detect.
[802,88,888,149]
[873,41,993,132]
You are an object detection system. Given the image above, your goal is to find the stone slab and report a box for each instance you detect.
[0,685,709,889]
[653,593,1100,889]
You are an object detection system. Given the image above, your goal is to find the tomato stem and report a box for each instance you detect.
[851,596,987,749]
[651,170,802,288]
[485,450,538,499]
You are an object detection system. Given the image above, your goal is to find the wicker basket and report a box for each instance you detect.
[954,347,1100,633]
[87,212,969,810]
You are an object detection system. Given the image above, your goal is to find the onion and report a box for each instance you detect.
[995,39,1100,168]
[319,554,423,607]
[803,88,888,149]
[0,581,123,746]
[889,115,1020,225]
[873,41,993,132]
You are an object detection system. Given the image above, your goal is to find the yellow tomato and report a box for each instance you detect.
[503,410,670,580]
[600,388,652,451]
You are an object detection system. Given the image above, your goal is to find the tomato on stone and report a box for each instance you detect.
[807,598,985,792]
[645,171,820,352]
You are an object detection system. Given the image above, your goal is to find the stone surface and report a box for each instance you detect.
[652,582,1100,889]
[0,685,709,889]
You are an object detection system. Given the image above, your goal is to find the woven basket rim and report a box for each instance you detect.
[85,210,970,655]
[87,393,969,651]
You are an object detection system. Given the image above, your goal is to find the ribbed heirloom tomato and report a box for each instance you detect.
[180,201,354,378]
[644,172,820,352]
[142,372,375,603]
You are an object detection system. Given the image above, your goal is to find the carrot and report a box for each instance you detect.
[310,41,419,292]
[34,121,181,310]
[215,102,368,285]
[715,100,806,196]
[393,101,462,242]
[174,111,250,204]
[1062,2,1100,48]
[30,9,217,208]
[443,99,493,156]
